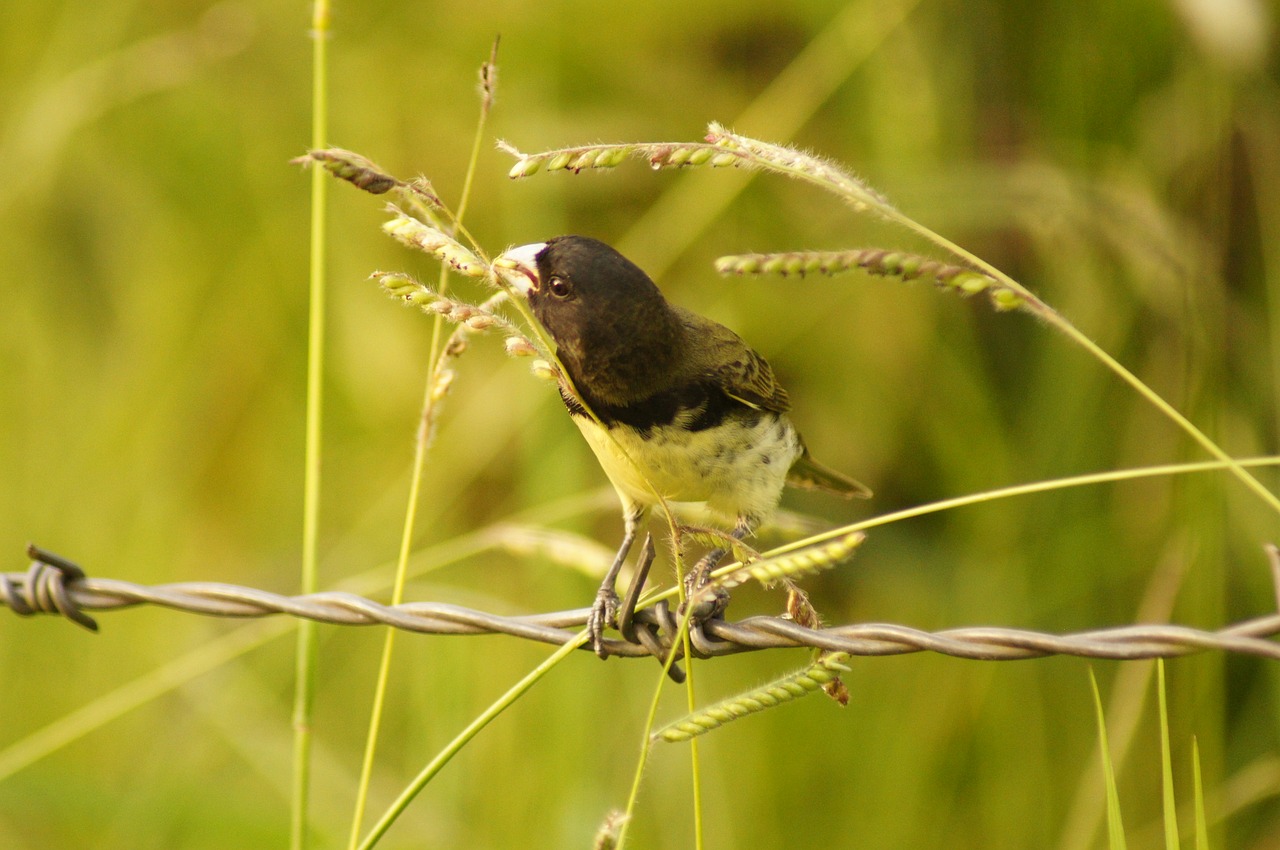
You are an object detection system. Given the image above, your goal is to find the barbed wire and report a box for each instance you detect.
[6,543,1280,664]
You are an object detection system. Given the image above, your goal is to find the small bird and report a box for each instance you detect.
[495,236,870,657]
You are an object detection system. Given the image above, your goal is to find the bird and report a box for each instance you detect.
[494,235,870,658]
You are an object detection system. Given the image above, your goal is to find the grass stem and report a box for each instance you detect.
[346,42,500,847]
[292,2,331,847]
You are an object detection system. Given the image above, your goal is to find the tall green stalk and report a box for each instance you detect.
[346,43,498,848]
[356,633,589,849]
[293,1,331,848]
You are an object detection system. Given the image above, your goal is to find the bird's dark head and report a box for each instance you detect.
[495,235,665,339]
[496,235,686,403]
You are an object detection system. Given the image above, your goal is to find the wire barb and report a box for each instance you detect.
[6,545,1280,662]
[4,545,98,631]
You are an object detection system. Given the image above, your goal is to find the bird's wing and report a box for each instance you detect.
[677,308,791,413]
[716,346,791,413]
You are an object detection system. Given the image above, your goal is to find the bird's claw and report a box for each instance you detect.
[680,557,730,624]
[681,582,730,624]
[587,587,620,659]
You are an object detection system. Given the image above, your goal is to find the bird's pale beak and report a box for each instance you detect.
[492,242,547,295]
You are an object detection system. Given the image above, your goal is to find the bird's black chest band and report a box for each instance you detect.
[559,381,738,435]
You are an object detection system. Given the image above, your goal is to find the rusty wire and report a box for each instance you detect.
[6,543,1280,663]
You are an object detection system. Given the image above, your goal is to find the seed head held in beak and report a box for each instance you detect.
[493,242,547,295]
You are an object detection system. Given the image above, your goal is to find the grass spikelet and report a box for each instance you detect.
[786,585,851,706]
[592,811,628,850]
[294,148,445,220]
[716,248,1025,312]
[529,359,559,382]
[498,139,744,180]
[429,368,455,402]
[503,336,538,357]
[371,272,526,341]
[710,530,865,591]
[498,140,636,177]
[293,147,405,195]
[381,215,487,277]
[705,122,892,215]
[653,653,851,743]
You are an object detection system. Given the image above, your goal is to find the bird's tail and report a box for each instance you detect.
[787,452,872,499]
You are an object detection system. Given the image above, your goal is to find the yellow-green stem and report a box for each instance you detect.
[292,2,330,848]
[715,132,1280,519]
[883,208,1280,519]
[633,456,1280,612]
[673,525,705,850]
[346,45,497,846]
[616,581,699,850]
[345,423,431,849]
[356,633,587,850]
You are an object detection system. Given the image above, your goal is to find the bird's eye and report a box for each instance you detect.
[547,276,572,299]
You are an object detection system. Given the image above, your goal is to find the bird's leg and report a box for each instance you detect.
[679,525,761,565]
[617,533,687,681]
[617,532,656,643]
[682,515,755,621]
[587,504,646,659]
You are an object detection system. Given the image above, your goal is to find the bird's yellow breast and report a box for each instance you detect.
[571,413,801,525]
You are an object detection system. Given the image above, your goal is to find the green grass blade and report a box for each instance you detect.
[1192,737,1209,850]
[1158,660,1180,850]
[1090,667,1128,850]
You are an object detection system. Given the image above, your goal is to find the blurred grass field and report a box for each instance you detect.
[3,0,1280,847]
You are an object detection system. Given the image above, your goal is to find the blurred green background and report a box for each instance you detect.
[2,0,1279,847]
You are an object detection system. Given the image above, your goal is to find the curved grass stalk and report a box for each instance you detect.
[765,456,1280,565]
[888,214,1280,516]
[346,43,499,849]
[508,126,1280,516]
[701,125,1280,519]
[629,457,1280,612]
[355,632,588,850]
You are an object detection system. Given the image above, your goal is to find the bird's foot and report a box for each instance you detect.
[587,586,620,659]
[680,552,730,624]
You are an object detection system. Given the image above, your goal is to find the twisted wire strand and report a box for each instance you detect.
[6,544,1280,663]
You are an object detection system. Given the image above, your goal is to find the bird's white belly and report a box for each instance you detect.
[573,414,801,523]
